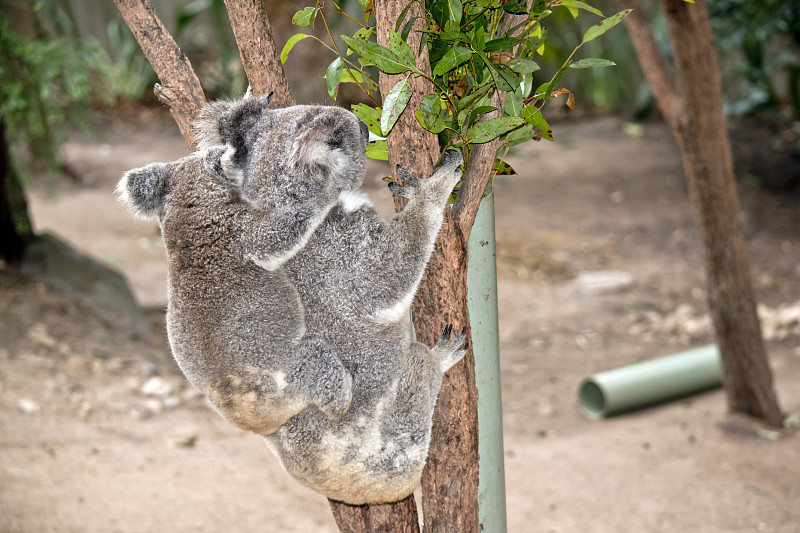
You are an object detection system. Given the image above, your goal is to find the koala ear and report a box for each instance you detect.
[196,100,236,149]
[203,145,245,189]
[117,162,173,219]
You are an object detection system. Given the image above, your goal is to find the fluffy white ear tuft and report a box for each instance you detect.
[117,162,172,220]
[220,145,245,187]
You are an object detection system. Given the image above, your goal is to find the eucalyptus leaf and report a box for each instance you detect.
[340,68,365,83]
[559,0,603,16]
[447,0,463,26]
[380,76,413,135]
[366,139,389,160]
[292,7,317,27]
[390,29,416,66]
[582,9,632,43]
[325,57,343,98]
[504,124,538,146]
[419,93,442,119]
[493,158,517,175]
[502,0,528,14]
[280,33,312,64]
[432,46,472,77]
[508,58,540,75]
[414,109,447,134]
[472,26,486,52]
[484,36,517,52]
[522,106,553,140]
[342,35,415,75]
[401,18,416,41]
[414,109,430,130]
[505,84,525,117]
[395,1,415,31]
[467,116,525,144]
[352,103,383,137]
[570,58,616,68]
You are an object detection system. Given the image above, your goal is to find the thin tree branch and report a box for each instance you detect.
[617,0,679,130]
[451,91,503,242]
[114,0,206,148]
[222,0,295,106]
[453,5,530,241]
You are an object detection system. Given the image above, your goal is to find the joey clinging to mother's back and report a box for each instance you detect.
[119,93,466,505]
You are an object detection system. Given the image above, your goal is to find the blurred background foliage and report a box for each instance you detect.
[3,0,800,178]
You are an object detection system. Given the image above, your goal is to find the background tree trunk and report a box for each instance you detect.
[618,0,784,427]
[0,119,34,263]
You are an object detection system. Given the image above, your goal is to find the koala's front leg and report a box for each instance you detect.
[245,198,338,272]
[365,151,463,322]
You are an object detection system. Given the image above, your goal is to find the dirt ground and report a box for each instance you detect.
[1,108,799,532]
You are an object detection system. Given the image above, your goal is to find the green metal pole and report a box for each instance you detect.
[578,344,722,419]
[467,192,508,532]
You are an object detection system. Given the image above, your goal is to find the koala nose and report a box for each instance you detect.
[358,119,370,143]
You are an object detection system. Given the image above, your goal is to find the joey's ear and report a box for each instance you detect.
[195,100,236,149]
[117,162,173,219]
[203,145,245,189]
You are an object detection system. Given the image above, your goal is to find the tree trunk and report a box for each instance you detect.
[374,0,484,529]
[0,119,34,264]
[619,0,784,427]
[328,495,420,533]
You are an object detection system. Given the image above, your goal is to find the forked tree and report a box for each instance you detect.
[114,1,480,527]
[114,0,630,530]
[618,0,784,427]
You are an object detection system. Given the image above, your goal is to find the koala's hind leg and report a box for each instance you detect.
[287,336,354,420]
[205,338,352,436]
[431,324,468,373]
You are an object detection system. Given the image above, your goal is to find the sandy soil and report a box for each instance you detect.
[1,109,799,532]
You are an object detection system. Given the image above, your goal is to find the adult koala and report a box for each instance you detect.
[119,94,465,505]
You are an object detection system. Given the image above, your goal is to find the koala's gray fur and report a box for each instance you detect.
[118,94,465,505]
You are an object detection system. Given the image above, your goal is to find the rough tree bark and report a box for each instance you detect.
[618,0,784,427]
[116,0,492,529]
[114,0,206,148]
[375,0,503,528]
[221,0,294,107]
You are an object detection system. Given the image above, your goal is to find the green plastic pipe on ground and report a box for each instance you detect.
[467,192,508,532]
[578,344,722,419]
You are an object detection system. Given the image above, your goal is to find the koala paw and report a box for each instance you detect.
[388,182,412,199]
[441,149,464,169]
[433,324,468,373]
[317,369,354,420]
[389,165,422,199]
[430,150,464,191]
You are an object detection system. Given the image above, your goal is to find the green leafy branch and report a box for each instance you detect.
[282,0,630,174]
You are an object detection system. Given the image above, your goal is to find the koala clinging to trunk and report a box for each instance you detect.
[118,94,465,505]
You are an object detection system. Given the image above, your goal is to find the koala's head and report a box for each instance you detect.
[196,94,370,207]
